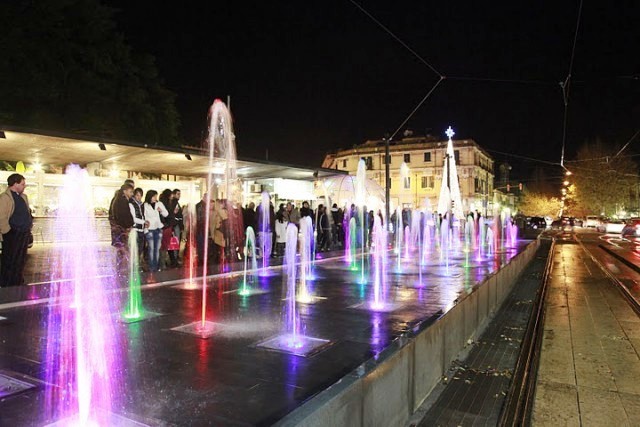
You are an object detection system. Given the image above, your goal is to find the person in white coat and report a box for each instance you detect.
[143,190,169,272]
[274,207,289,257]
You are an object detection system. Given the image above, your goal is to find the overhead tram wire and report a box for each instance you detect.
[559,0,584,168]
[614,129,640,158]
[349,0,443,78]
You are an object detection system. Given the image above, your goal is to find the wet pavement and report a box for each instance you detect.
[0,241,528,426]
[532,230,640,426]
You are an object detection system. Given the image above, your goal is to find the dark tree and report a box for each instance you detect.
[0,0,180,146]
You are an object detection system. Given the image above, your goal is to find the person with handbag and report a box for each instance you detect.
[159,189,178,269]
[143,190,168,272]
[0,173,33,287]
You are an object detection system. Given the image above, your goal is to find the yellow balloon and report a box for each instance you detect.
[16,161,26,173]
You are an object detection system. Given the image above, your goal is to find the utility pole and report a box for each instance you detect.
[384,136,391,230]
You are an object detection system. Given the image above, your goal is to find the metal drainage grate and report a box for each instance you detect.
[0,372,37,398]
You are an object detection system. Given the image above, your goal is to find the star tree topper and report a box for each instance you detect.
[445,126,455,140]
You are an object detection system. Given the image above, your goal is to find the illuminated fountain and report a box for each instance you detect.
[184,204,199,289]
[44,165,127,425]
[239,226,257,296]
[355,159,367,284]
[172,99,238,338]
[348,217,358,271]
[258,191,273,276]
[395,207,403,272]
[344,205,352,263]
[403,225,411,259]
[298,216,315,302]
[256,223,329,356]
[123,230,143,320]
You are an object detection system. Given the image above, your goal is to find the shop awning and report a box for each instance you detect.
[0,126,346,182]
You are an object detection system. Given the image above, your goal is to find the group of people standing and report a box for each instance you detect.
[109,180,183,275]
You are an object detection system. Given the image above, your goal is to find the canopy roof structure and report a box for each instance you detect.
[0,126,345,182]
[315,174,386,211]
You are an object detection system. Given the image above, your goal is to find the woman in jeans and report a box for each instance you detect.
[143,190,169,272]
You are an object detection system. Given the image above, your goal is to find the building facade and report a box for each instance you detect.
[322,135,495,214]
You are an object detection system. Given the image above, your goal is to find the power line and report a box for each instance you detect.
[559,0,584,167]
[446,76,557,86]
[389,77,444,141]
[482,148,561,166]
[349,0,442,78]
[615,129,640,158]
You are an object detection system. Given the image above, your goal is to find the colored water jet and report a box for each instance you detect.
[258,191,272,275]
[44,165,122,425]
[371,215,388,309]
[349,217,358,271]
[256,223,330,356]
[298,217,314,302]
[123,229,143,320]
[239,226,257,296]
[184,203,199,289]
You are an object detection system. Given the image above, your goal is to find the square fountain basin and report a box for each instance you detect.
[0,372,37,398]
[172,283,204,290]
[256,334,332,357]
[170,320,226,339]
[349,301,406,313]
[119,311,163,324]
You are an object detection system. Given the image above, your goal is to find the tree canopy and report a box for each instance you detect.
[568,139,638,216]
[0,0,180,146]
[518,190,563,218]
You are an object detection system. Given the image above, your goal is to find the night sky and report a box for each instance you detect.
[103,1,639,177]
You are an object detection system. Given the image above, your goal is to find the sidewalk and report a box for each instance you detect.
[532,239,640,425]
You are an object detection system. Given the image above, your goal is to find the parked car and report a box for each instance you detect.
[525,216,547,230]
[585,215,602,228]
[622,218,640,238]
[562,216,583,227]
[600,219,625,234]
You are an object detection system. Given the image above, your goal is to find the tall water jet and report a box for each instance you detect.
[256,223,330,356]
[344,205,352,262]
[123,229,143,320]
[174,99,238,337]
[410,210,422,251]
[349,217,358,271]
[284,224,302,343]
[298,216,314,302]
[184,204,198,289]
[394,206,402,256]
[371,215,387,309]
[258,191,272,275]
[239,226,257,296]
[355,160,367,284]
[45,165,122,425]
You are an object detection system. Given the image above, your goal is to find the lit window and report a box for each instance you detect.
[420,176,434,189]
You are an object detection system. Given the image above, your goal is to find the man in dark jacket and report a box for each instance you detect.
[0,174,33,287]
[111,183,134,283]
